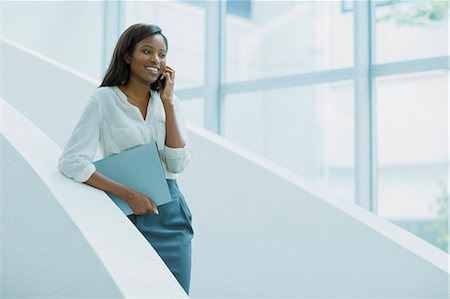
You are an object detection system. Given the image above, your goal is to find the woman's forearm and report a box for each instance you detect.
[163,102,185,148]
[84,171,158,215]
[84,171,132,202]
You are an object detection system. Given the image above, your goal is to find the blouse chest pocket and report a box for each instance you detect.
[109,126,145,153]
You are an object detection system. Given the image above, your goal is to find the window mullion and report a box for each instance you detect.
[354,0,377,212]
[102,1,124,72]
[204,0,223,134]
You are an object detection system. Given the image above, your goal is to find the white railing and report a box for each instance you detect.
[1,99,189,298]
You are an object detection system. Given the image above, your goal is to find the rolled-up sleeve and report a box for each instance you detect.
[162,95,192,174]
[58,97,100,182]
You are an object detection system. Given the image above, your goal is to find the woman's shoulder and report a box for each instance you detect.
[88,86,123,108]
[91,86,117,101]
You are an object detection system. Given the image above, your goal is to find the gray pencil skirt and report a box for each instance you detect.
[127,179,194,294]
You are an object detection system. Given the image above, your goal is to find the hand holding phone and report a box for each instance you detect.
[157,73,166,91]
[158,66,175,105]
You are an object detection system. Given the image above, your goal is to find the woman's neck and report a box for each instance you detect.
[120,80,151,105]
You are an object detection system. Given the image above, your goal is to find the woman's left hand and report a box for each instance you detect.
[159,65,175,106]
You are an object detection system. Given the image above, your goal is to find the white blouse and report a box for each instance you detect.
[58,86,192,182]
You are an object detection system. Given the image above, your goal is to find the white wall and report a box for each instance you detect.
[1,100,189,298]
[1,38,99,148]
[2,0,104,80]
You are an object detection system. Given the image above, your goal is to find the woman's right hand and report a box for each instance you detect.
[125,189,159,215]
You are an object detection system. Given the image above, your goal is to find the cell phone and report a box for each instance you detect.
[150,73,167,92]
[158,74,166,90]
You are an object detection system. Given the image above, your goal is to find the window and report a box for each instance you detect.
[118,0,449,251]
[224,0,353,82]
[375,70,448,250]
[375,0,449,63]
[124,1,205,88]
[227,0,252,19]
[223,81,355,202]
[181,98,205,128]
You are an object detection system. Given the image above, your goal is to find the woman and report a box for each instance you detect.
[58,23,194,294]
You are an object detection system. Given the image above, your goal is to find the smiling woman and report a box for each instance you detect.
[101,24,169,92]
[58,23,194,294]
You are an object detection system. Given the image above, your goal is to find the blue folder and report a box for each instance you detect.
[93,141,173,215]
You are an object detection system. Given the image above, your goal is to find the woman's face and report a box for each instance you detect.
[125,34,167,85]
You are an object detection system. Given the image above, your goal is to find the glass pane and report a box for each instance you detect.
[2,1,104,79]
[124,1,205,88]
[376,70,449,251]
[180,98,205,128]
[224,0,354,83]
[375,0,449,63]
[223,81,354,202]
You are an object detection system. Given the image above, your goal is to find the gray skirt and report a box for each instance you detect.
[127,179,194,294]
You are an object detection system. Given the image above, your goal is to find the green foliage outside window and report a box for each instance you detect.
[377,0,448,252]
[425,183,449,252]
[377,0,449,26]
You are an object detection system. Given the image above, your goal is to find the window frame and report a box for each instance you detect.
[111,0,449,212]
